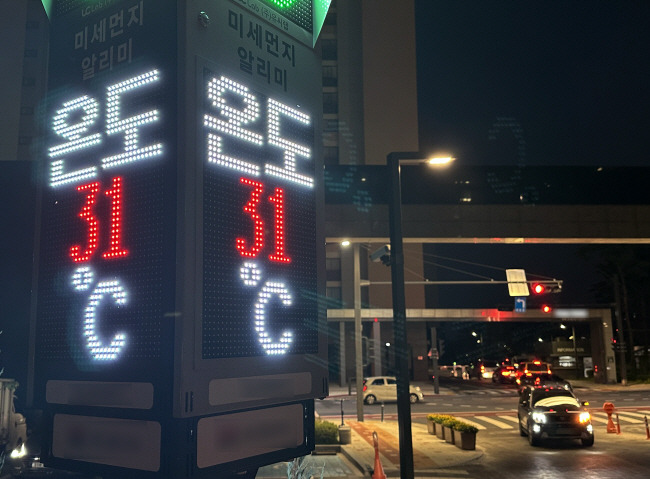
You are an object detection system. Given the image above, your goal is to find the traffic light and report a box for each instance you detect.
[541,304,552,313]
[532,283,546,294]
[531,281,562,294]
[438,339,445,357]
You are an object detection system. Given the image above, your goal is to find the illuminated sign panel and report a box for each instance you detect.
[233,0,332,47]
[33,0,177,390]
[32,0,325,474]
[201,68,318,359]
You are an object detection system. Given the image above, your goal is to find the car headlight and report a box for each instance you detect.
[10,443,27,459]
[579,412,591,424]
[532,412,547,423]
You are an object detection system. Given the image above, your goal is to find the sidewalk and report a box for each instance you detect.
[257,417,483,478]
[338,419,483,477]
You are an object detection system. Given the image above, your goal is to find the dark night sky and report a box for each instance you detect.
[412,2,650,351]
[415,1,650,167]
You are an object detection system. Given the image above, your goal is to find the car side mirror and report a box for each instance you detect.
[520,400,529,407]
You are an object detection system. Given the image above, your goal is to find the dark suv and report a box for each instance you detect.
[518,385,594,447]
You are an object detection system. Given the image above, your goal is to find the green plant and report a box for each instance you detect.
[441,417,460,429]
[452,421,479,434]
[427,414,452,424]
[314,419,339,444]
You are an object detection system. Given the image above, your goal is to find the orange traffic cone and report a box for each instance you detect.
[603,402,617,433]
[372,431,387,479]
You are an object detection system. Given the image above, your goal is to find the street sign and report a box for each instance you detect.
[515,297,527,313]
[506,269,530,297]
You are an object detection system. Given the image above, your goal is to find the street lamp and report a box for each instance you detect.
[387,151,453,479]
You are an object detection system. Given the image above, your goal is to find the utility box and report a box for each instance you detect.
[29,1,329,477]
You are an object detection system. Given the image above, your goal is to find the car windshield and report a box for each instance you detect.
[531,390,579,409]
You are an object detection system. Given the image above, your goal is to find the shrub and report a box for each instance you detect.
[452,421,479,434]
[427,414,452,424]
[427,414,478,434]
[441,417,460,429]
[314,419,339,444]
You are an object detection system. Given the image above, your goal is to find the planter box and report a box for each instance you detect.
[444,426,455,444]
[313,444,341,455]
[435,424,445,440]
[427,420,436,435]
[453,430,476,450]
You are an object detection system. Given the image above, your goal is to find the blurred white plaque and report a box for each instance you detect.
[506,269,529,297]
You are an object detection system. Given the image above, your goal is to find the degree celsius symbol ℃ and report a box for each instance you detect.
[72,266,128,361]
[240,262,293,355]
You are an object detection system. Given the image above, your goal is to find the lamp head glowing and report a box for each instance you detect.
[427,156,455,166]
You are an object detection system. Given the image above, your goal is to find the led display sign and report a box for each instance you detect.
[232,0,331,47]
[33,1,177,384]
[201,67,318,359]
[31,0,326,474]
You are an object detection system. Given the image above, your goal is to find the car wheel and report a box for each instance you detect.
[365,395,376,405]
[581,436,594,447]
[409,393,419,404]
[527,424,539,446]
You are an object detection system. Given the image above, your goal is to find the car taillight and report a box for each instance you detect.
[481,365,485,372]
[547,369,552,374]
[502,371,510,376]
[363,385,367,392]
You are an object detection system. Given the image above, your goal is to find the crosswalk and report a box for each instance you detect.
[450,410,650,431]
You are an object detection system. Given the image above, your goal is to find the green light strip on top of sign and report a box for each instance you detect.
[268,0,297,7]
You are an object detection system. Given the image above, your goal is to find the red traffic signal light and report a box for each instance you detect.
[531,281,562,294]
[541,304,552,313]
[532,283,546,294]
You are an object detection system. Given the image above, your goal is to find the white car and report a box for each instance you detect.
[362,376,424,405]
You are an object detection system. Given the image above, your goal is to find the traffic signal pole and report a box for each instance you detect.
[430,327,440,394]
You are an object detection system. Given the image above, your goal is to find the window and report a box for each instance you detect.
[323,146,339,165]
[322,66,337,87]
[323,92,338,114]
[321,39,337,60]
[326,286,342,304]
[326,257,341,281]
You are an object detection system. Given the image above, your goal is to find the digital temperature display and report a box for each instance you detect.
[201,66,318,358]
[35,66,176,368]
[32,0,178,383]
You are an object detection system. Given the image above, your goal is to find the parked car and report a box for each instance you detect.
[362,376,424,405]
[492,365,517,383]
[517,385,594,447]
[515,360,552,385]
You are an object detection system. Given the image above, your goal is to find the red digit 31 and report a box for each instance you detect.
[237,177,291,264]
[70,176,129,262]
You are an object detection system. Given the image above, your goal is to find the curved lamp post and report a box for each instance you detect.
[387,152,454,479]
